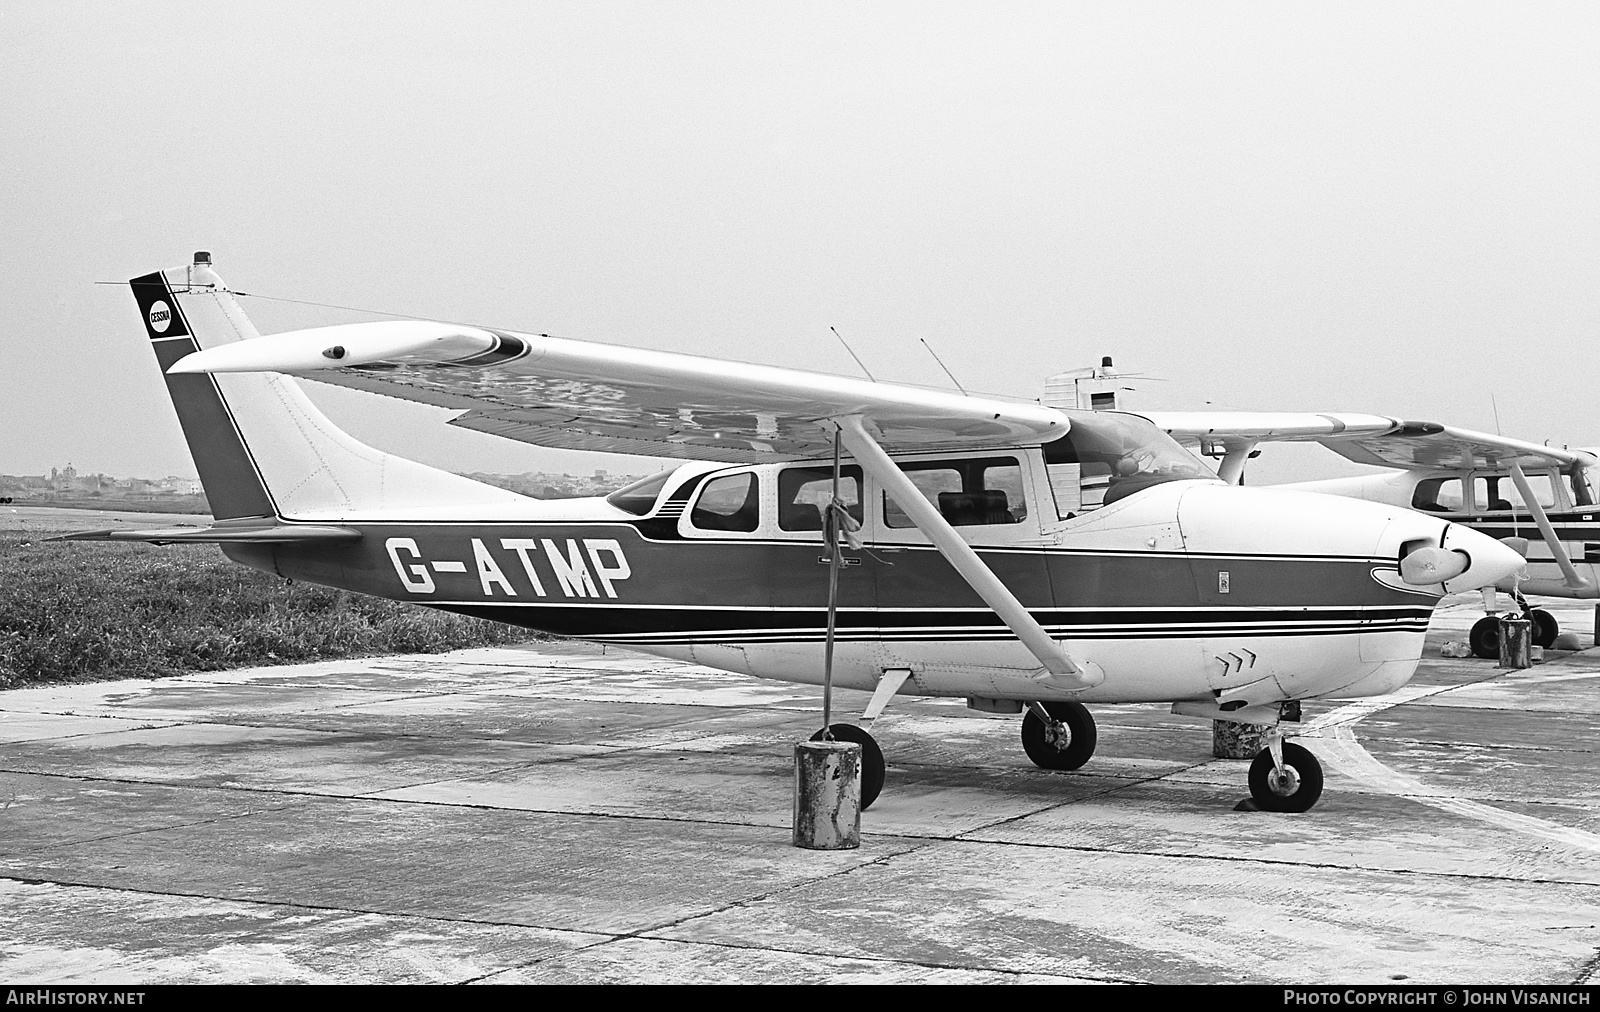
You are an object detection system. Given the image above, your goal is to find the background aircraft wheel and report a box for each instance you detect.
[1247,742,1324,813]
[1530,609,1559,648]
[1020,701,1097,771]
[1469,616,1500,659]
[810,723,884,809]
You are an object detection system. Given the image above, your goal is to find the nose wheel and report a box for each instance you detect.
[1021,701,1097,770]
[1469,615,1501,659]
[810,723,885,809]
[1247,740,1324,812]
[1530,608,1559,648]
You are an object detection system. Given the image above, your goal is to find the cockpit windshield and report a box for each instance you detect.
[1045,411,1218,506]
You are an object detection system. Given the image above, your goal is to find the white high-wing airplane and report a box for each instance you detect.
[65,254,1527,814]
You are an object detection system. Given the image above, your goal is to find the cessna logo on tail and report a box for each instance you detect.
[148,301,172,333]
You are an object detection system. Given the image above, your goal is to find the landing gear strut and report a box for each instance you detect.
[1247,739,1324,812]
[1020,701,1097,770]
[810,723,885,809]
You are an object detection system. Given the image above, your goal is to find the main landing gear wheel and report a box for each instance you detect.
[1469,616,1501,660]
[1530,609,1559,648]
[810,723,884,810]
[1021,701,1097,771]
[1248,741,1324,813]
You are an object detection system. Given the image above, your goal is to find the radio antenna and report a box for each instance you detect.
[918,338,968,395]
[830,326,876,382]
[1491,394,1503,436]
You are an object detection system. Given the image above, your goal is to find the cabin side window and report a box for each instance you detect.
[1043,430,1095,516]
[1574,467,1599,507]
[778,466,862,532]
[1548,469,1586,509]
[689,473,761,532]
[1474,473,1555,512]
[883,457,1025,528]
[1046,461,1082,517]
[1412,477,1468,512]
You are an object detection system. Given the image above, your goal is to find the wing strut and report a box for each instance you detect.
[820,427,844,735]
[1507,464,1590,592]
[834,415,1104,690]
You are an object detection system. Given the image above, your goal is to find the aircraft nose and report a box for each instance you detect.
[1440,521,1528,593]
[1173,484,1528,597]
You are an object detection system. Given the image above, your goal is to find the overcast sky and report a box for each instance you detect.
[3,2,1597,485]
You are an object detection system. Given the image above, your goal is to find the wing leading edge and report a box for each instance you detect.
[168,321,1070,462]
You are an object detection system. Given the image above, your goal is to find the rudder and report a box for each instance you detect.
[130,262,276,520]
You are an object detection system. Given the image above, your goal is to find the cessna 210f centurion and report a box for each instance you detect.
[69,254,1526,813]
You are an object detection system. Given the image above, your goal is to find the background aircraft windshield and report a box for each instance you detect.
[1047,412,1218,505]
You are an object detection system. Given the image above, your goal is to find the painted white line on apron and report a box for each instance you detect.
[1297,679,1600,854]
[1299,681,1462,733]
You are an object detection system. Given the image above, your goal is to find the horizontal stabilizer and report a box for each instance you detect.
[52,522,362,546]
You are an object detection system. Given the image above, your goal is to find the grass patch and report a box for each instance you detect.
[11,496,209,514]
[0,531,541,688]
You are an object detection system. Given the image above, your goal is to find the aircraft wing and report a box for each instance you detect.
[1138,411,1588,472]
[168,322,1070,463]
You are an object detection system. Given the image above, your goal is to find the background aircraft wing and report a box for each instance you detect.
[1138,411,1587,471]
[169,321,1070,462]
[1315,425,1588,471]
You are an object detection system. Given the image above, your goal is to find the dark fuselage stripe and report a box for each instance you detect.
[430,601,1429,642]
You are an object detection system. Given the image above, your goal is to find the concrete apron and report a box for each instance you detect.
[0,621,1598,984]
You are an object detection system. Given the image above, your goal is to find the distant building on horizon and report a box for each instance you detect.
[1,465,626,504]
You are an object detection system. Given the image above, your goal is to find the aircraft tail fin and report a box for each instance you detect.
[130,253,528,520]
